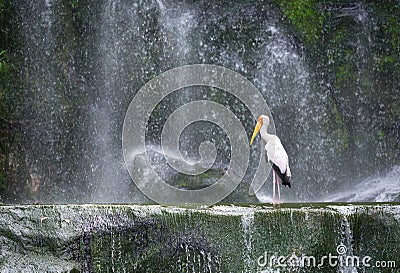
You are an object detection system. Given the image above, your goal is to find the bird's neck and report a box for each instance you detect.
[260,124,273,143]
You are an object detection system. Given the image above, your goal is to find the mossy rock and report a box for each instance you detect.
[0,204,399,272]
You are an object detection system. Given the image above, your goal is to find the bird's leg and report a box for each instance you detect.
[276,174,281,205]
[272,171,276,207]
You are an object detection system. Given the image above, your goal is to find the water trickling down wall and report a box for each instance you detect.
[1,0,399,203]
[0,204,399,272]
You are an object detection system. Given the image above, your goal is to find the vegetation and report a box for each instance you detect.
[276,0,400,173]
[0,2,10,195]
[1,204,399,272]
[0,1,26,201]
[0,99,8,193]
[276,0,325,45]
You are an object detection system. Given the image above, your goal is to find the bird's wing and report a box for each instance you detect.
[286,163,291,177]
[265,140,288,174]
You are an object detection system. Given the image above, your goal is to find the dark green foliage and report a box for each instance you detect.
[277,0,400,177]
[276,0,325,45]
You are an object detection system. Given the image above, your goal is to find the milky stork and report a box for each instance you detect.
[250,115,291,205]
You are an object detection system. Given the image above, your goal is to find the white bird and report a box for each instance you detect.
[250,115,291,205]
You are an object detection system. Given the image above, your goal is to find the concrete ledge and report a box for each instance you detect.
[0,204,399,272]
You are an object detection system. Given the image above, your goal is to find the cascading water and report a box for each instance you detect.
[2,2,400,272]
[2,0,399,204]
[241,212,254,273]
[253,20,330,202]
[324,165,400,202]
[12,0,79,202]
[338,217,357,273]
[89,0,140,202]
[156,0,195,65]
[0,204,399,272]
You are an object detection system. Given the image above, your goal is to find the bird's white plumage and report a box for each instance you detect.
[265,136,289,174]
[258,115,291,177]
[250,114,291,204]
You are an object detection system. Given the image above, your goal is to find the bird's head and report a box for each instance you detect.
[250,115,270,145]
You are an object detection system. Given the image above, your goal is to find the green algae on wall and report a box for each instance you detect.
[276,0,325,45]
[0,204,399,273]
[277,0,400,173]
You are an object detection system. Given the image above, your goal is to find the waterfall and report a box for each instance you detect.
[3,204,399,272]
[2,1,400,272]
[156,0,195,65]
[338,217,358,273]
[14,0,68,201]
[89,0,140,202]
[323,165,400,202]
[241,212,254,273]
[4,0,400,203]
[153,0,200,159]
[253,21,329,202]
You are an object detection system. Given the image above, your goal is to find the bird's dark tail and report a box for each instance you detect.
[281,172,291,188]
[271,163,291,188]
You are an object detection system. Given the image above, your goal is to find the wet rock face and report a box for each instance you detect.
[2,0,399,204]
[0,204,399,273]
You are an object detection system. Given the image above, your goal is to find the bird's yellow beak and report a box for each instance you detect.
[250,120,262,146]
